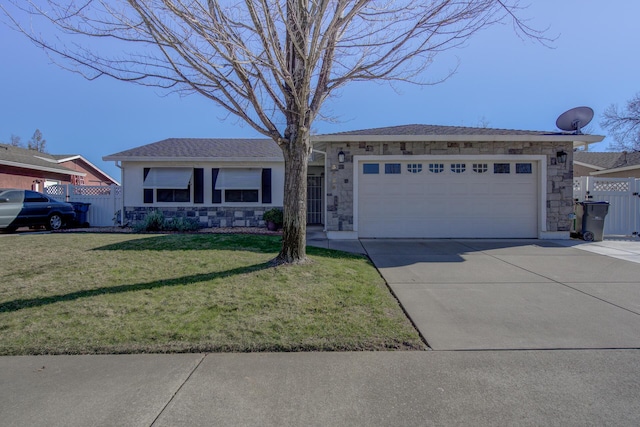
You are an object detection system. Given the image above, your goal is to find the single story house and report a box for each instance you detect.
[0,142,119,190]
[103,124,603,240]
[574,151,640,178]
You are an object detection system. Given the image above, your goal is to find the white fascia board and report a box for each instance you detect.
[312,134,605,145]
[573,161,605,171]
[54,155,81,162]
[33,155,60,163]
[102,156,284,162]
[591,164,640,175]
[0,159,86,176]
[59,155,120,185]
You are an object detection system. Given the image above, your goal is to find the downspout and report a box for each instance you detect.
[115,161,123,226]
[311,148,327,232]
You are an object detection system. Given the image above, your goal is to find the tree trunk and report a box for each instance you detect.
[274,130,311,265]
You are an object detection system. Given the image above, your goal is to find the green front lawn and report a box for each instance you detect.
[0,233,424,354]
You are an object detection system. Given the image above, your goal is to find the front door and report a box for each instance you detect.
[307,175,323,224]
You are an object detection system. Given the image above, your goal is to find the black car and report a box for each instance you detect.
[0,189,75,232]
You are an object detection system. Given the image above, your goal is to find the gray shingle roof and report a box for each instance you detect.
[612,151,640,169]
[0,143,77,174]
[103,124,602,161]
[323,124,560,136]
[573,152,640,169]
[104,138,283,159]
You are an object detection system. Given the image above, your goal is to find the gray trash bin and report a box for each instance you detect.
[579,201,609,242]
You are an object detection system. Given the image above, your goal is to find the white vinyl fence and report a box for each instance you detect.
[45,184,123,227]
[573,177,640,238]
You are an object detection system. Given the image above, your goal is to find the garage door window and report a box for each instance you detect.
[429,163,444,173]
[516,163,532,174]
[363,164,379,174]
[407,163,423,173]
[451,163,466,174]
[494,163,511,174]
[385,163,401,174]
[473,163,488,173]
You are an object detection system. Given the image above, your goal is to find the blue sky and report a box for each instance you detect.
[1,1,639,180]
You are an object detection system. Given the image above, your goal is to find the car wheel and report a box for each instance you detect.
[47,214,63,231]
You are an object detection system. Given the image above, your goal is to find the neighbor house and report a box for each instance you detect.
[0,143,119,190]
[574,151,640,179]
[103,124,603,239]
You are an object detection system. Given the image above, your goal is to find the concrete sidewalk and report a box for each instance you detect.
[2,351,640,427]
[557,238,640,264]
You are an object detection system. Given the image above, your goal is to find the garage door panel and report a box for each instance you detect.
[468,183,493,195]
[358,160,538,238]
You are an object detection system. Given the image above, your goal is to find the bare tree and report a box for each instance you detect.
[2,0,547,264]
[27,129,47,153]
[9,134,23,147]
[601,93,640,151]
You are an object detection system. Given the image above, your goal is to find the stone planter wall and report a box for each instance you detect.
[125,206,282,228]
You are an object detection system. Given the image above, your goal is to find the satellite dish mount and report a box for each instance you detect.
[556,106,594,135]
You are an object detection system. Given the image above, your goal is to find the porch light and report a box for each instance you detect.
[338,150,345,163]
[556,150,567,164]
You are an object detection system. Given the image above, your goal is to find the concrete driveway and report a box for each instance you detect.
[361,239,640,351]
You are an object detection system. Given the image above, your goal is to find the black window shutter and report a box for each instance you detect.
[194,168,204,204]
[261,168,272,204]
[143,168,153,204]
[212,168,221,204]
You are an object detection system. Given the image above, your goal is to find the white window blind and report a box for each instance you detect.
[143,168,193,189]
[217,169,261,189]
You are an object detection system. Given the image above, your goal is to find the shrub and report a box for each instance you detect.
[134,211,201,232]
[135,210,165,232]
[263,208,283,226]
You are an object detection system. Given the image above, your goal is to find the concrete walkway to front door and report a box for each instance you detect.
[360,239,640,351]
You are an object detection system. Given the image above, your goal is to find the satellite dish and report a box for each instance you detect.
[556,106,594,135]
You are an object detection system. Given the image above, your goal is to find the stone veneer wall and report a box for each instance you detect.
[325,140,574,234]
[125,206,282,228]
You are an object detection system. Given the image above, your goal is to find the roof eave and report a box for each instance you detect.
[591,164,640,176]
[573,161,606,171]
[102,156,284,162]
[0,159,86,176]
[312,134,605,146]
[59,155,120,185]
[55,155,82,162]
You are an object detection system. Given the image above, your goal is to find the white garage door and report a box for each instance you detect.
[357,160,539,238]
